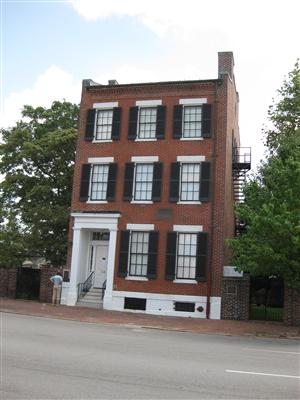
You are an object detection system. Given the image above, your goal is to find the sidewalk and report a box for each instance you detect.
[1,298,299,339]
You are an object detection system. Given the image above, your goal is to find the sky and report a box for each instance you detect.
[0,0,299,169]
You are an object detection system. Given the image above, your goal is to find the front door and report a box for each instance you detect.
[94,244,109,288]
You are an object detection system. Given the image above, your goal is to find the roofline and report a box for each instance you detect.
[84,78,222,90]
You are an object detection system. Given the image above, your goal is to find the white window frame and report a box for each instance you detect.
[126,230,150,279]
[86,158,114,204]
[87,164,109,203]
[178,98,207,141]
[178,162,202,204]
[134,100,162,142]
[92,102,118,143]
[174,232,198,282]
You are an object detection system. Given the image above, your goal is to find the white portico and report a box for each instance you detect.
[67,212,121,307]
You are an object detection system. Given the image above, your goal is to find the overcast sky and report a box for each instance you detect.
[1,0,299,169]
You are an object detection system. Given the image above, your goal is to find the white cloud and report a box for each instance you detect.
[1,65,81,129]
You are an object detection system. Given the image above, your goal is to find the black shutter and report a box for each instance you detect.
[79,164,91,201]
[199,162,211,202]
[201,104,212,138]
[111,107,122,140]
[152,162,163,202]
[123,162,134,201]
[166,232,177,280]
[118,231,130,277]
[169,162,180,202]
[128,106,138,140]
[106,163,118,201]
[156,105,166,139]
[173,105,183,138]
[195,232,208,281]
[147,231,159,279]
[85,109,96,141]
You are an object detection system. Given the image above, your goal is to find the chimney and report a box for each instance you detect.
[218,52,234,80]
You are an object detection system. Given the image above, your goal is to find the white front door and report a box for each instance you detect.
[94,244,109,288]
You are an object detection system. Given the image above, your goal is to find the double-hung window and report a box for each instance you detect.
[138,107,157,139]
[123,158,162,202]
[79,159,117,202]
[95,109,113,140]
[134,163,154,201]
[176,233,197,279]
[129,231,149,277]
[118,228,159,279]
[128,101,166,141]
[90,164,109,200]
[180,163,200,201]
[173,102,212,139]
[169,158,210,203]
[85,104,121,142]
[182,106,202,138]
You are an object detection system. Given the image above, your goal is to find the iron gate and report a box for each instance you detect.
[250,276,284,322]
[16,267,41,300]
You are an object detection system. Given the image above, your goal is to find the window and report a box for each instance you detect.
[129,231,149,277]
[138,107,157,139]
[123,161,162,202]
[180,163,200,201]
[183,106,202,138]
[95,109,113,140]
[90,164,109,200]
[134,163,154,201]
[176,233,197,279]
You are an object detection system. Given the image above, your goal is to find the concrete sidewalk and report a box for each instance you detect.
[1,298,299,339]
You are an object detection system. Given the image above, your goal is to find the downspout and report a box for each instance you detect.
[206,80,220,319]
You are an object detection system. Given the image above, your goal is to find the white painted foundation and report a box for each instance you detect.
[104,290,221,319]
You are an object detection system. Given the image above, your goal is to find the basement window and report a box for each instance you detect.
[124,297,147,311]
[174,302,195,312]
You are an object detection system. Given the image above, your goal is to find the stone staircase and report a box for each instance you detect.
[76,287,104,309]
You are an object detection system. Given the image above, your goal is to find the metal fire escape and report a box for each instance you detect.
[232,147,251,234]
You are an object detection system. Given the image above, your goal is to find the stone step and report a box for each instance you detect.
[76,300,103,309]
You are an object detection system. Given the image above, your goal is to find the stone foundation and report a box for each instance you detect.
[221,274,250,320]
[284,287,300,326]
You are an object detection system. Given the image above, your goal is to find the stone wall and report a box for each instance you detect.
[284,287,300,326]
[221,274,250,320]
[0,267,18,298]
[39,266,63,303]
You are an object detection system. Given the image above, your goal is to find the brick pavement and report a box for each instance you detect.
[0,298,299,339]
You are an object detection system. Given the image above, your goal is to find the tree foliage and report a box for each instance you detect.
[0,101,79,267]
[228,62,300,289]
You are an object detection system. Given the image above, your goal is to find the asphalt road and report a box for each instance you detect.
[1,313,300,399]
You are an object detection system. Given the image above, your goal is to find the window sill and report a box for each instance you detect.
[173,279,198,284]
[180,137,203,141]
[131,200,153,204]
[86,200,108,204]
[177,201,202,205]
[92,139,113,143]
[135,138,157,142]
[125,276,149,281]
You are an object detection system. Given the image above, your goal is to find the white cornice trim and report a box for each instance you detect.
[88,157,114,164]
[179,98,207,105]
[173,225,203,232]
[93,102,118,109]
[136,99,162,106]
[177,155,205,162]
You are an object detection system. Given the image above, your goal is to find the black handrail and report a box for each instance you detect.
[77,271,95,300]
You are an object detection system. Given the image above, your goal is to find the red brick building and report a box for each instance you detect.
[65,51,245,319]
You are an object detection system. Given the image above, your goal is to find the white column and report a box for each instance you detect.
[103,228,118,309]
[67,227,82,306]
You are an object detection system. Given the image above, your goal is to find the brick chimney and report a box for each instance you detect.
[218,52,234,80]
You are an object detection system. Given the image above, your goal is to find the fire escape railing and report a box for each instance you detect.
[232,147,251,235]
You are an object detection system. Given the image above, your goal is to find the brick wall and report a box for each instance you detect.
[284,287,300,326]
[68,57,239,300]
[0,267,18,298]
[39,266,62,303]
[221,274,250,320]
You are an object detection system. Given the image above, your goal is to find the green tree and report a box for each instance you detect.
[228,63,300,289]
[0,101,79,267]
